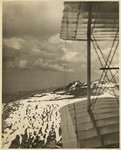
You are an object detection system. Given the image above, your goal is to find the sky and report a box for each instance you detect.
[2,0,119,93]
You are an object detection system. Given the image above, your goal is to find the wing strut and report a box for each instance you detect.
[87,3,92,112]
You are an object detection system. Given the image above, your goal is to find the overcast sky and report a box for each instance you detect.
[2,0,119,93]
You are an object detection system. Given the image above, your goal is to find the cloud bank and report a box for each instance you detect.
[3,1,119,74]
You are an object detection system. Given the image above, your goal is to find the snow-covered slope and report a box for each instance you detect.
[2,80,119,148]
[2,93,81,148]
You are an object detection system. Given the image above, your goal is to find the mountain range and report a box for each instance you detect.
[3,79,119,103]
[54,80,119,97]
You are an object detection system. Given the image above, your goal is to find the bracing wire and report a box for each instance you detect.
[91,29,119,110]
[99,41,119,95]
[99,30,119,85]
[93,39,117,102]
[91,41,104,104]
[92,33,118,85]
[91,35,119,99]
[92,31,119,95]
[92,33,119,73]
[93,38,118,83]
[90,9,119,105]
[92,37,118,108]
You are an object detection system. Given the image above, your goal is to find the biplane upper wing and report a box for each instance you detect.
[60,2,119,41]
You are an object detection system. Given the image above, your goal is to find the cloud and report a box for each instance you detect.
[17,59,28,69]
[3,38,25,50]
[3,33,119,74]
[48,34,64,45]
[2,35,67,71]
[33,58,66,71]
[3,44,19,61]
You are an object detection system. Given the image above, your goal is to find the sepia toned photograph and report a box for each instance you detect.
[2,0,119,148]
